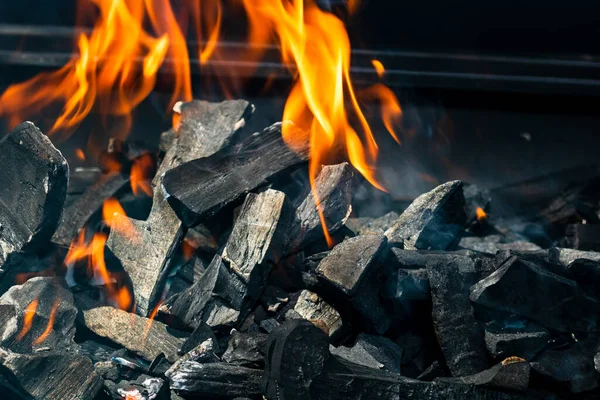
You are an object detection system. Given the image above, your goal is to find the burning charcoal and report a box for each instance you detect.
[0,277,77,353]
[551,247,600,265]
[330,333,402,374]
[0,348,102,400]
[159,255,245,331]
[316,234,390,334]
[108,100,252,316]
[179,322,218,355]
[162,121,310,228]
[222,189,288,310]
[222,330,268,368]
[0,122,68,266]
[426,254,489,376]
[530,340,600,393]
[484,321,550,361]
[288,290,343,339]
[385,181,467,250]
[104,375,166,400]
[345,211,400,236]
[438,358,530,392]
[470,255,600,332]
[286,163,353,252]
[463,183,492,224]
[168,361,263,398]
[79,304,187,363]
[563,224,600,251]
[459,235,541,254]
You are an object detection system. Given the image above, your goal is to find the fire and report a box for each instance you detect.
[16,299,38,341]
[372,59,385,78]
[75,148,86,162]
[143,300,163,344]
[102,198,138,242]
[33,299,60,345]
[476,207,488,221]
[130,153,155,197]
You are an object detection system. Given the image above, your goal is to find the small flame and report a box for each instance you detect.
[33,299,60,345]
[372,59,385,78]
[102,198,138,242]
[143,300,163,344]
[476,207,488,221]
[360,83,403,144]
[181,239,196,261]
[16,299,38,341]
[130,153,155,197]
[75,148,86,162]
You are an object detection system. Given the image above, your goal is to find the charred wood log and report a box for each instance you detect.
[0,122,68,267]
[108,100,252,316]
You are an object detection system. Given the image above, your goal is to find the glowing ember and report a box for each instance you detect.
[33,299,60,345]
[16,299,38,341]
[476,207,488,221]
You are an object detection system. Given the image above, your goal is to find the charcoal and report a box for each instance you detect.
[382,267,430,305]
[564,258,600,297]
[168,336,219,379]
[166,256,207,299]
[426,254,489,376]
[346,211,400,236]
[261,285,289,313]
[286,163,353,252]
[463,183,492,224]
[0,277,77,353]
[179,322,218,355]
[159,255,245,330]
[104,375,166,400]
[0,122,68,266]
[385,181,467,250]
[288,290,343,338]
[78,304,187,363]
[438,358,530,392]
[595,351,600,374]
[470,255,600,332]
[484,322,550,361]
[552,247,600,265]
[79,340,117,363]
[262,320,331,400]
[330,333,402,374]
[222,330,268,368]
[0,348,102,400]
[530,340,600,393]
[168,361,262,398]
[108,100,252,316]
[417,360,447,381]
[222,189,288,310]
[259,318,280,333]
[564,224,600,251]
[94,360,120,381]
[316,234,390,334]
[459,235,541,254]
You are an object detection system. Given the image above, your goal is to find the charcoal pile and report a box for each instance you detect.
[1,101,600,400]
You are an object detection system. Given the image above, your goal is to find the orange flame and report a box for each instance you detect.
[130,153,155,197]
[476,207,488,221]
[360,83,403,144]
[372,59,385,78]
[16,299,38,341]
[75,148,86,162]
[33,299,60,345]
[143,300,163,344]
[102,198,138,242]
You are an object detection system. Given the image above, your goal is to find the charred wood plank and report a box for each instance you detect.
[162,121,310,227]
[108,100,252,316]
[0,122,68,267]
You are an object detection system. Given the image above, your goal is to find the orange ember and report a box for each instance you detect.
[33,299,60,345]
[130,153,155,197]
[476,207,488,221]
[16,299,38,341]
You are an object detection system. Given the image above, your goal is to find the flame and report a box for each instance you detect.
[476,207,488,221]
[181,238,196,261]
[102,198,138,242]
[188,0,223,64]
[33,299,60,345]
[16,300,38,341]
[75,148,86,162]
[372,59,385,78]
[143,300,162,344]
[130,153,155,196]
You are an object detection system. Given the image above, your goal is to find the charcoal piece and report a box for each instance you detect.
[261,285,289,313]
[0,348,102,400]
[331,333,402,374]
[222,189,288,310]
[259,318,280,333]
[459,235,541,254]
[94,360,120,381]
[104,374,166,400]
[595,351,600,374]
[108,100,251,316]
[286,163,353,252]
[262,320,331,400]
[166,256,208,299]
[316,234,390,334]
[179,322,218,355]
[0,122,68,266]
[417,361,447,381]
[552,247,600,265]
[159,255,245,330]
[564,224,600,251]
[426,254,489,376]
[564,258,600,298]
[385,181,467,250]
[484,323,550,361]
[79,340,117,363]
[168,336,219,379]
[289,290,343,338]
[0,277,77,353]
[438,358,530,392]
[530,340,600,393]
[470,255,600,332]
[382,267,430,305]
[79,305,186,363]
[162,121,309,227]
[346,211,400,236]
[222,330,268,368]
[463,183,492,224]
[168,361,262,398]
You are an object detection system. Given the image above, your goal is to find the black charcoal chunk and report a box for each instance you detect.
[551,247,600,265]
[385,181,467,250]
[179,322,218,355]
[0,277,77,353]
[259,318,280,334]
[459,235,541,254]
[0,122,68,266]
[0,348,102,400]
[261,285,289,313]
[168,361,262,398]
[484,322,550,361]
[564,224,600,251]
[108,100,252,316]
[427,254,489,376]
[222,330,268,368]
[417,361,447,381]
[382,267,430,304]
[331,333,402,374]
[162,122,309,227]
[288,290,343,338]
[104,375,166,400]
[346,211,400,236]
[159,255,245,330]
[470,255,600,332]
[438,358,530,392]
